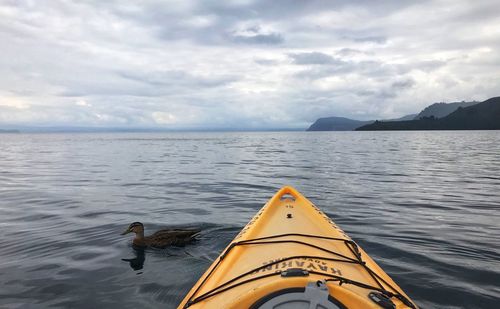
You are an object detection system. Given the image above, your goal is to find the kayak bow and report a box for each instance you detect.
[179,186,417,309]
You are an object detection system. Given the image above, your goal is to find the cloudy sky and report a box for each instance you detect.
[1,0,499,129]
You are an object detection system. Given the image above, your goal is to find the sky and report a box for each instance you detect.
[1,0,499,129]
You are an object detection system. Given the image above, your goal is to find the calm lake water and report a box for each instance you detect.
[0,131,499,309]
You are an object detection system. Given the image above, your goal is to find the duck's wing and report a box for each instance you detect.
[151,229,201,241]
[152,229,200,237]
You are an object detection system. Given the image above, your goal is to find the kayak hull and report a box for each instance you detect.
[179,186,417,309]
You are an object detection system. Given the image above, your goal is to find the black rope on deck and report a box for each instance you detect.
[182,233,417,309]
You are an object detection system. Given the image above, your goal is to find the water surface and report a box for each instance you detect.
[0,131,499,308]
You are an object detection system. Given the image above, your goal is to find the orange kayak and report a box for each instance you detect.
[179,186,418,308]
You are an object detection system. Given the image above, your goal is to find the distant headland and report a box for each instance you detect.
[0,129,19,133]
[356,97,500,130]
[307,114,416,131]
[307,97,499,131]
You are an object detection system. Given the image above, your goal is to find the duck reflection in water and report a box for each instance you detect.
[122,246,145,271]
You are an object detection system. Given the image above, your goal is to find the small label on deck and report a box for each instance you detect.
[252,257,342,276]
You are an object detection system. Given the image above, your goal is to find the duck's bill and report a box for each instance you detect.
[121,228,131,235]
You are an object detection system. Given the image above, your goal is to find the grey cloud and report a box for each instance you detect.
[335,48,371,57]
[117,70,238,89]
[356,90,377,97]
[254,58,281,66]
[294,66,347,80]
[230,32,283,45]
[0,0,499,128]
[377,90,398,100]
[288,52,342,65]
[349,35,387,44]
[228,25,284,45]
[194,0,428,23]
[391,79,416,90]
[288,51,418,81]
[88,1,412,47]
[415,60,447,72]
[89,2,287,46]
[375,78,416,100]
[59,70,238,98]
[444,0,500,24]
[292,58,404,81]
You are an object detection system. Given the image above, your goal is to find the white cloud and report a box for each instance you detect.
[152,111,177,125]
[75,99,92,107]
[0,0,498,128]
[0,96,30,110]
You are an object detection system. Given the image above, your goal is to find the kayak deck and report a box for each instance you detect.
[179,186,417,309]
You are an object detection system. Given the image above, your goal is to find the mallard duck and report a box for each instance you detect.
[121,222,200,248]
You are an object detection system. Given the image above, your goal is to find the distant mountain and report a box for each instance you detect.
[386,114,418,121]
[0,129,19,133]
[307,100,484,132]
[414,101,479,119]
[356,97,500,131]
[307,117,373,131]
[0,126,305,133]
[306,113,417,131]
[0,126,163,133]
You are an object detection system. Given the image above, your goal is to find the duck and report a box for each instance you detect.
[121,222,200,248]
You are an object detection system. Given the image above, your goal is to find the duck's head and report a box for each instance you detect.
[121,222,144,235]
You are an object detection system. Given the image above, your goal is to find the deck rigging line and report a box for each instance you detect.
[183,233,417,309]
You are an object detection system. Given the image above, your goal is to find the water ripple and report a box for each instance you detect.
[0,131,499,308]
